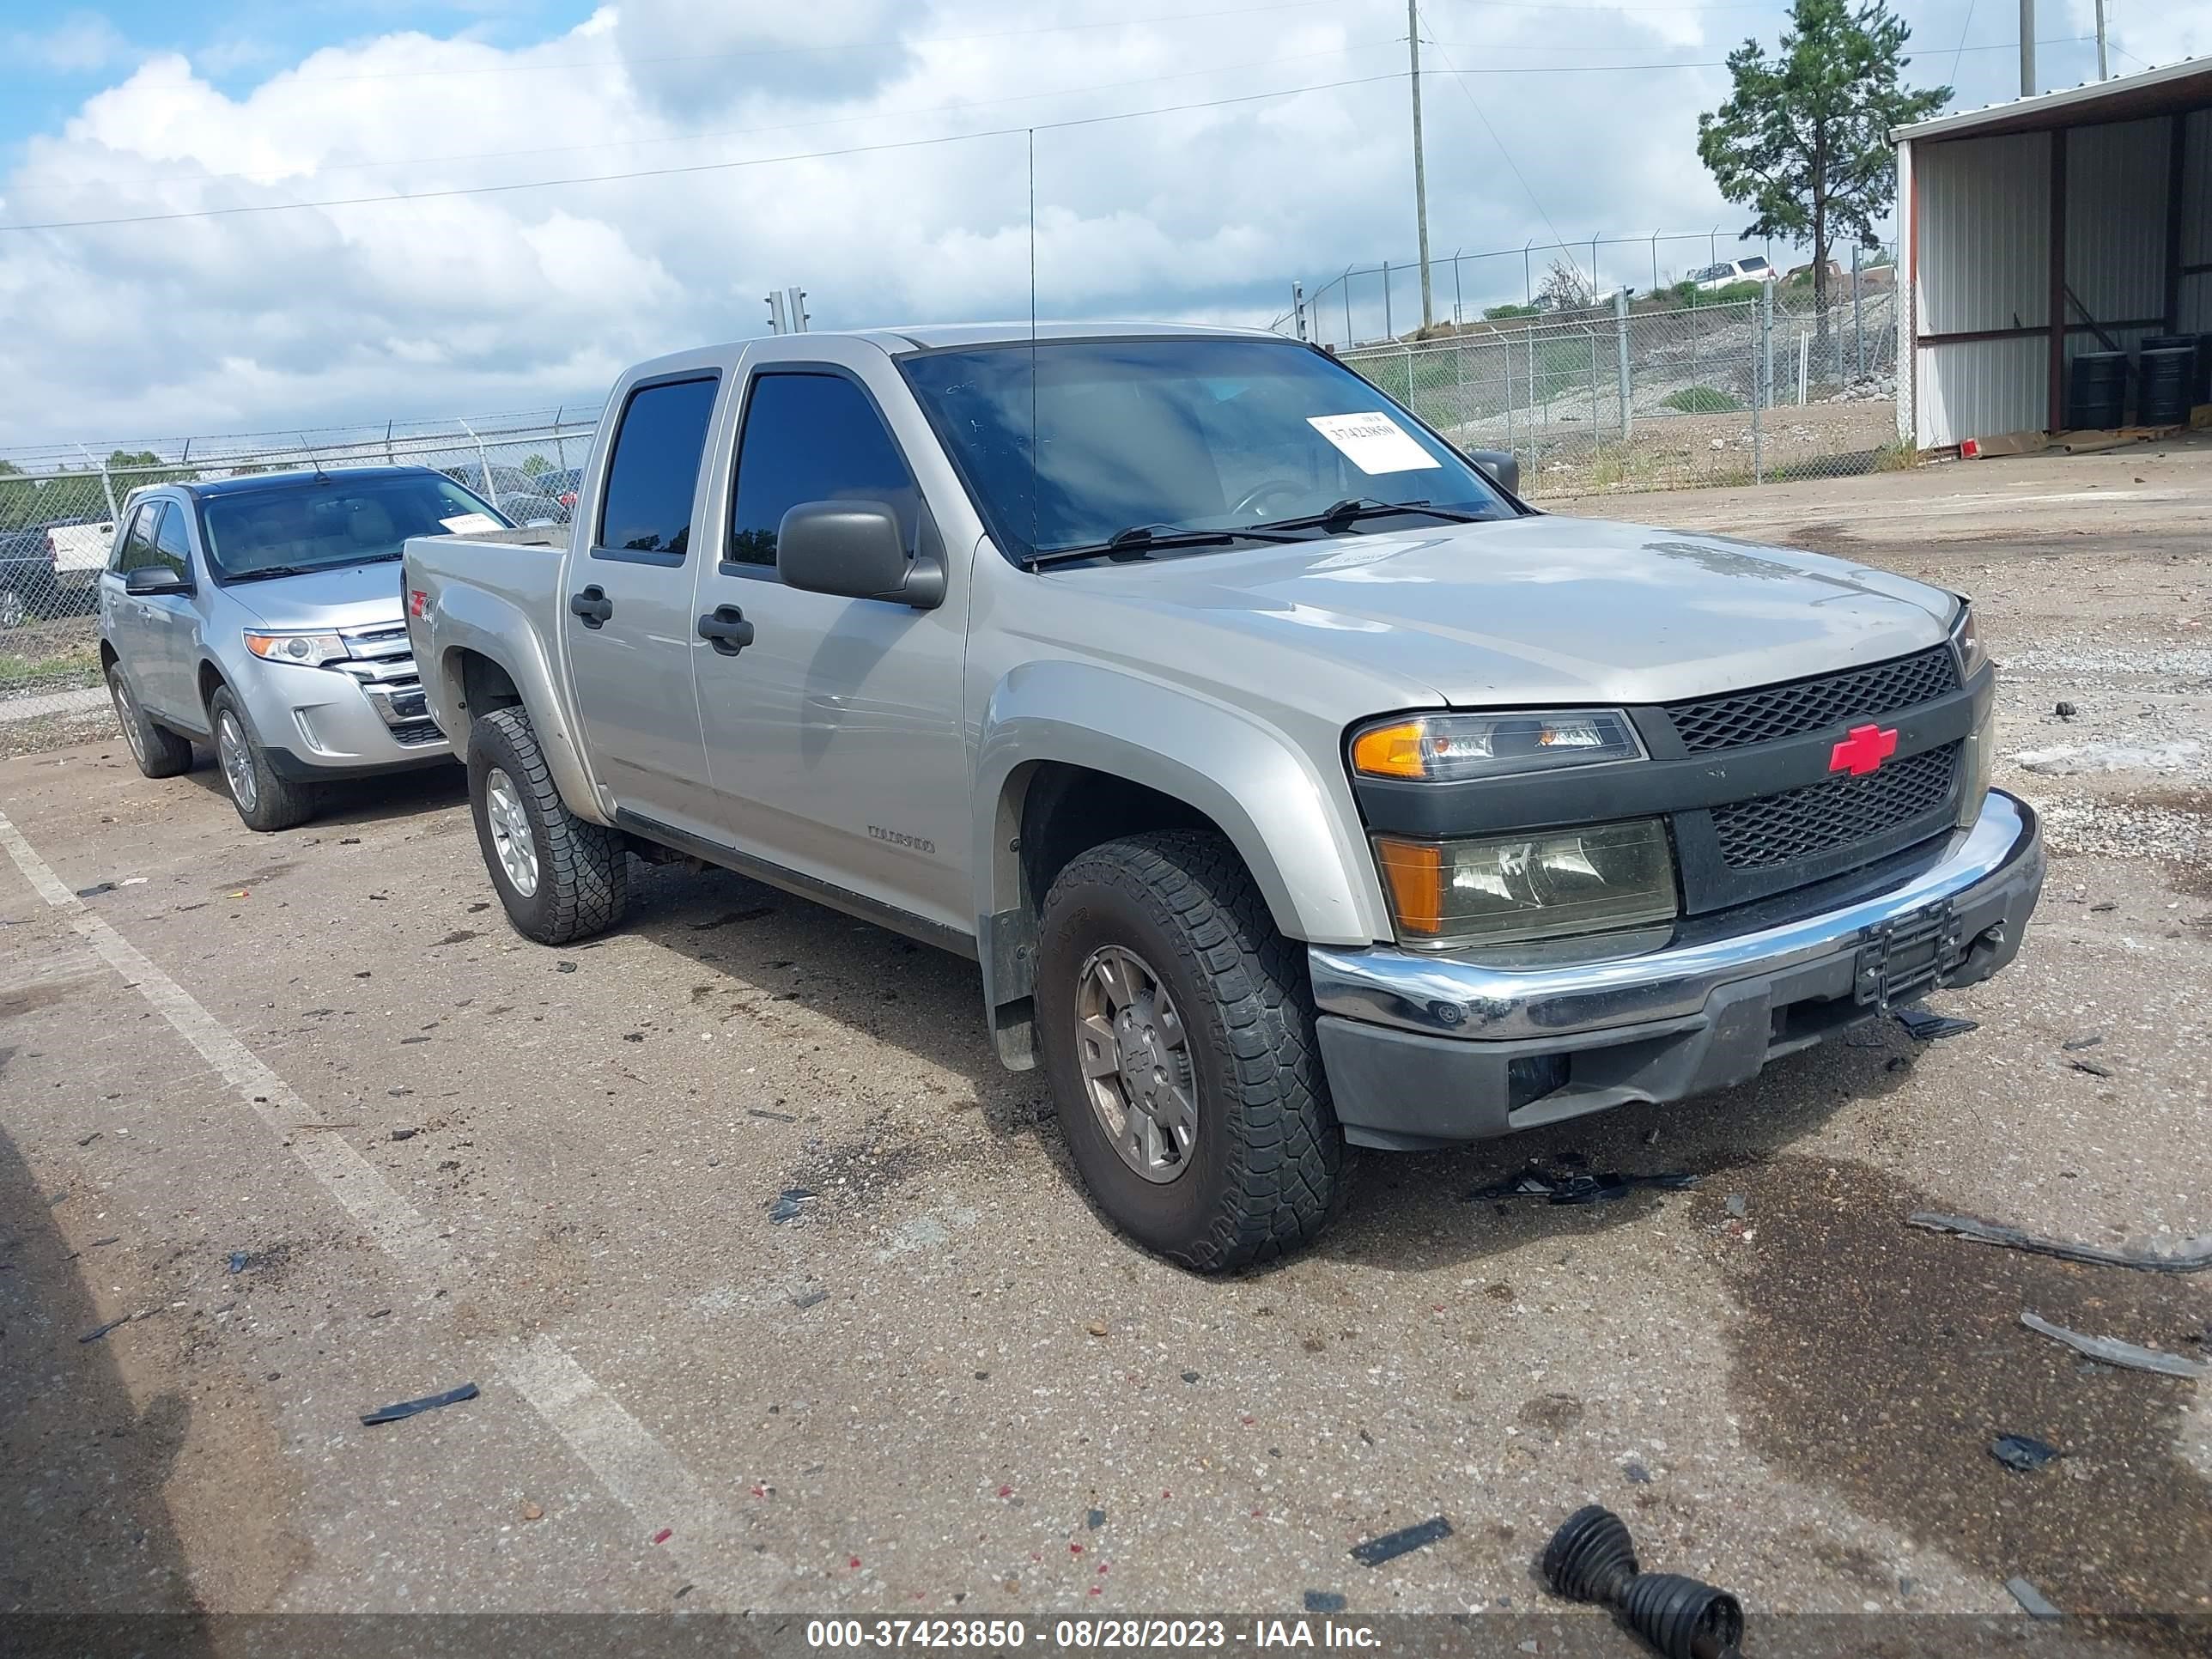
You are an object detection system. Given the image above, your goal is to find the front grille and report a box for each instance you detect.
[388,718,445,747]
[1666,646,1960,754]
[1711,744,1958,869]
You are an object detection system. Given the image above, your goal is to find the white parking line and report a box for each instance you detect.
[0,805,779,1608]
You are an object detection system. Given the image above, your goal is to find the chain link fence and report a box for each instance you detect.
[1337,285,1901,501]
[0,410,599,725]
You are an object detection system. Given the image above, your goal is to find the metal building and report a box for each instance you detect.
[1895,58,2212,450]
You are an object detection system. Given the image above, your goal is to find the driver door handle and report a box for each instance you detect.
[697,605,756,657]
[568,586,613,627]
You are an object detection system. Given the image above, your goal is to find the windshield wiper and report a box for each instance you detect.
[1247,497,1485,535]
[1024,521,1305,570]
[224,564,323,581]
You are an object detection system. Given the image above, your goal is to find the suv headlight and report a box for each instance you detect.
[1949,602,1987,678]
[1372,818,1679,948]
[1350,709,1644,782]
[244,629,349,667]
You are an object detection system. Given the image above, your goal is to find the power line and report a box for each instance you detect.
[4,40,1400,197]
[0,72,1411,234]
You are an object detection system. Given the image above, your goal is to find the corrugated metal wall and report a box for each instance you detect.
[2063,117,2171,369]
[2183,109,2212,335]
[1907,105,2211,448]
[1911,132,2050,447]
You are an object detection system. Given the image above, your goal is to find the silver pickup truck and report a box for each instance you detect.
[403,323,2044,1270]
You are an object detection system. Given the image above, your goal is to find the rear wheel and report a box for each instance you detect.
[210,686,316,831]
[1036,830,1346,1272]
[107,661,193,779]
[468,706,628,945]
[0,586,26,629]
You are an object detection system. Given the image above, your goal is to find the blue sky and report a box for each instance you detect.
[0,0,2199,442]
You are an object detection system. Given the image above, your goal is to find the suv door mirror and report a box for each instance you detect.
[1462,448,1522,497]
[776,501,945,610]
[125,566,190,597]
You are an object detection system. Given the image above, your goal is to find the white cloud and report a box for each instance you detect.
[8,9,130,73]
[0,0,1790,444]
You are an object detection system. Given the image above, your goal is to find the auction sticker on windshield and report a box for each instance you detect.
[1306,411,1441,474]
[440,513,501,534]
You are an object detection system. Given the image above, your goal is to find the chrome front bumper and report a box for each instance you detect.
[1308,792,2044,1149]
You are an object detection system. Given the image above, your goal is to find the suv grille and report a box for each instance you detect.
[1666,646,1960,754]
[1711,744,1958,869]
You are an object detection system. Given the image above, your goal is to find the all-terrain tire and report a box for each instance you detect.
[1036,829,1347,1272]
[468,705,628,945]
[210,685,316,830]
[107,659,194,779]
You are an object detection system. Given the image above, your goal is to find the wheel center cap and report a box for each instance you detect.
[1113,1000,1171,1114]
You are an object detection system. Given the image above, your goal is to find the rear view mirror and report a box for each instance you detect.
[776,501,945,609]
[124,566,189,597]
[1463,448,1522,497]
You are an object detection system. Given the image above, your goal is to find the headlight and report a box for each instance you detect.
[1351,709,1644,782]
[1958,703,1995,830]
[1372,818,1678,947]
[243,629,349,667]
[1949,603,1988,678]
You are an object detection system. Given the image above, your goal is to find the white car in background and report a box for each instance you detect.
[1688,257,1777,293]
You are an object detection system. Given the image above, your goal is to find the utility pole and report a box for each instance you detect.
[2094,0,2108,79]
[2019,0,2036,98]
[1407,0,1433,331]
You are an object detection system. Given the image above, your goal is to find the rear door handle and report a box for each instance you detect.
[568,586,613,627]
[696,605,756,657]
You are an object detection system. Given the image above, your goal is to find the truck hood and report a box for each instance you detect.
[220,560,406,631]
[1049,514,1958,707]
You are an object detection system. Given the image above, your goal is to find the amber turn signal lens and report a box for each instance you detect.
[1371,836,1446,935]
[1351,720,1428,780]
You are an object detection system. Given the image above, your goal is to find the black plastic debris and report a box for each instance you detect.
[1540,1504,1743,1659]
[1893,1006,1978,1042]
[228,1251,250,1274]
[76,1132,100,1147]
[2021,1312,2210,1378]
[2068,1057,2116,1079]
[747,1108,800,1124]
[75,881,116,897]
[1623,1462,1654,1485]
[390,1127,418,1141]
[1909,1212,2212,1274]
[1086,1508,1107,1529]
[2054,702,2077,719]
[2061,1035,2103,1052]
[2006,1577,2061,1620]
[2088,901,2118,914]
[1350,1516,1452,1567]
[1990,1433,2059,1473]
[79,1315,134,1344]
[556,962,577,973]
[361,1382,479,1426]
[1303,1591,1347,1613]
[790,1289,828,1310]
[1468,1161,1697,1206]
[1181,1370,1200,1383]
[769,1188,817,1224]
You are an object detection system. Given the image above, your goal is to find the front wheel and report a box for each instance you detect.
[1036,830,1346,1272]
[209,685,315,831]
[467,706,628,945]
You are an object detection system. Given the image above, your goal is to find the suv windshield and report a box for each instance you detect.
[198,471,508,581]
[901,337,1514,563]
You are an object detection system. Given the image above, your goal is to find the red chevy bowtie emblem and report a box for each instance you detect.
[1830,722,1899,775]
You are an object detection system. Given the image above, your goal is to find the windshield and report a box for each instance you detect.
[900,337,1514,562]
[198,472,509,580]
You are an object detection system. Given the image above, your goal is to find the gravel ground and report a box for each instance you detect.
[1,441,2206,1641]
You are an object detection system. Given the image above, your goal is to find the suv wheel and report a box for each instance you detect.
[467,706,628,945]
[0,586,26,629]
[1036,830,1346,1272]
[209,685,316,831]
[107,661,193,779]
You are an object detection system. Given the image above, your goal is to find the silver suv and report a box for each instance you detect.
[99,465,507,830]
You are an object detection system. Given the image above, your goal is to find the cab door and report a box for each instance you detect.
[560,368,723,838]
[688,343,975,937]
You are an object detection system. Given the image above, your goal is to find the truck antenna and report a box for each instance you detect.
[1027,127,1038,561]
[296,434,330,483]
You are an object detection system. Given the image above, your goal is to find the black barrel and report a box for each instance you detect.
[2196,332,2212,404]
[2066,350,2128,430]
[2139,347,2196,427]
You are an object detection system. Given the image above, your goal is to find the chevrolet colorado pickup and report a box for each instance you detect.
[402,323,2044,1270]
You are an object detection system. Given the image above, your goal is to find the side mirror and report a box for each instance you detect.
[1463,447,1522,497]
[776,501,945,610]
[125,566,190,597]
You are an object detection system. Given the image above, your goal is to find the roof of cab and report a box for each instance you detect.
[168,464,453,500]
[622,319,1291,383]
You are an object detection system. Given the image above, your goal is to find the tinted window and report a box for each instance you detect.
[597,376,719,558]
[198,472,508,581]
[114,502,163,573]
[1741,258,1771,273]
[150,502,192,579]
[728,374,919,568]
